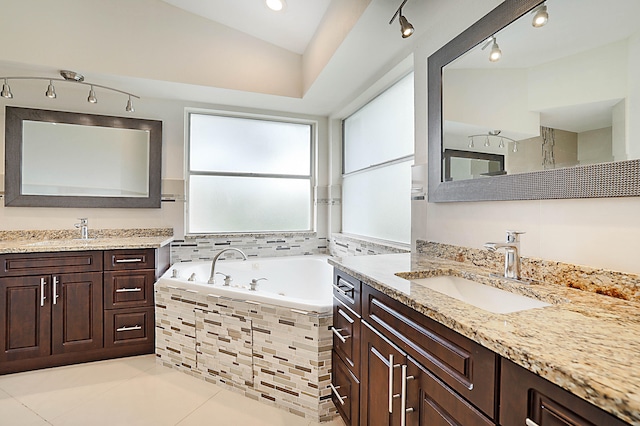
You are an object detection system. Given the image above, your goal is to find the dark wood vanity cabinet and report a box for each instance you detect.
[500,358,629,426]
[0,247,169,375]
[103,248,162,351]
[330,267,631,426]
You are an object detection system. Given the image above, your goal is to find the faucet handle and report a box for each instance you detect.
[505,230,525,243]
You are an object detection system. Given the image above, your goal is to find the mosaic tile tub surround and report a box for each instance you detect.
[417,240,640,302]
[155,283,335,422]
[170,233,328,263]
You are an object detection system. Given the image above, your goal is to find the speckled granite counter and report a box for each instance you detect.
[0,228,173,254]
[328,253,640,425]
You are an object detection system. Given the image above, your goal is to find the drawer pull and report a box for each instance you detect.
[40,277,46,307]
[333,278,355,298]
[330,326,350,343]
[330,383,347,405]
[525,419,540,426]
[116,325,142,332]
[115,258,143,263]
[115,287,142,293]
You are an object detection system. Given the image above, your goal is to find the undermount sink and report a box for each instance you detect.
[411,275,551,314]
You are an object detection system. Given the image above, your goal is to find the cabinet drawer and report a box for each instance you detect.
[332,297,361,375]
[412,357,494,426]
[333,269,361,315]
[104,270,155,309]
[104,249,156,271]
[362,284,497,419]
[0,251,102,277]
[331,351,360,426]
[104,307,155,348]
[500,358,629,426]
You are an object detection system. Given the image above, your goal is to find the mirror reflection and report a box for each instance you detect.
[442,0,640,181]
[22,121,150,197]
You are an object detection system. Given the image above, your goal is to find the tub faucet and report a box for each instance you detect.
[484,230,525,280]
[208,248,248,284]
[74,218,89,240]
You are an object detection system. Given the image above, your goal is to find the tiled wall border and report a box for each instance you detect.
[171,233,328,263]
[329,233,410,257]
[417,240,640,302]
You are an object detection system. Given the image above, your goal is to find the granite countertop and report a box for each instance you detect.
[0,228,173,254]
[329,253,640,425]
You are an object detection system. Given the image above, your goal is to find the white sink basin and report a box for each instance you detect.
[412,275,551,314]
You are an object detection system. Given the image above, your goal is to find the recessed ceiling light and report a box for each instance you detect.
[266,0,286,12]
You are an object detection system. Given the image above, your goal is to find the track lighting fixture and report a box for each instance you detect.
[389,0,414,39]
[482,36,502,62]
[532,3,548,28]
[467,131,516,150]
[0,70,139,112]
[45,80,56,98]
[1,78,13,99]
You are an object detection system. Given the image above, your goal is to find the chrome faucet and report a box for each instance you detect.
[74,218,89,240]
[208,248,248,284]
[484,230,525,280]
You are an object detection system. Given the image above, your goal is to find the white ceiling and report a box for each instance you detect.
[159,0,332,54]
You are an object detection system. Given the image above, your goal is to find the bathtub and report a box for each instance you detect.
[156,255,334,313]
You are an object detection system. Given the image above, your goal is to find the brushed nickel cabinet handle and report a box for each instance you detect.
[115,258,143,263]
[330,326,350,343]
[52,276,59,305]
[40,277,46,307]
[116,325,142,332]
[329,383,347,405]
[115,287,142,293]
[400,364,415,426]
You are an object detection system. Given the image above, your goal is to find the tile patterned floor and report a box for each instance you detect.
[0,355,346,426]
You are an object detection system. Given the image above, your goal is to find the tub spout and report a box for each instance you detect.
[208,248,248,284]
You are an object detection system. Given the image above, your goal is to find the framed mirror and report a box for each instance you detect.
[5,107,162,208]
[428,0,640,202]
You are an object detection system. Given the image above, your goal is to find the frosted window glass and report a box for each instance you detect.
[343,73,414,173]
[188,176,311,233]
[342,160,411,244]
[190,114,311,175]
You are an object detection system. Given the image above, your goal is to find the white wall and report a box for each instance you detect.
[410,1,640,275]
[0,80,329,239]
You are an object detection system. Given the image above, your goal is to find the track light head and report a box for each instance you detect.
[87,85,97,103]
[399,13,414,38]
[482,36,502,62]
[45,80,57,99]
[532,4,548,28]
[126,95,134,112]
[1,79,13,99]
[389,0,414,39]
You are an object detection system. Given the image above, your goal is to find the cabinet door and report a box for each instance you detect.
[51,272,103,354]
[361,322,407,426]
[0,276,51,362]
[408,357,494,426]
[500,358,628,426]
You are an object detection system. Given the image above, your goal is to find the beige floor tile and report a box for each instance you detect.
[177,388,310,426]
[50,364,222,426]
[0,355,157,421]
[0,388,49,426]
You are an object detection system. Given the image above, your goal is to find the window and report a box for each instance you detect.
[187,113,313,234]
[342,73,414,244]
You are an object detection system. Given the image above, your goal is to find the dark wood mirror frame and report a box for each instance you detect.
[427,0,640,202]
[4,107,162,208]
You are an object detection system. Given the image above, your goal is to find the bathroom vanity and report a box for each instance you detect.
[330,253,637,426]
[0,234,170,375]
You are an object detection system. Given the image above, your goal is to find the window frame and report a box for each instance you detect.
[185,109,317,236]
